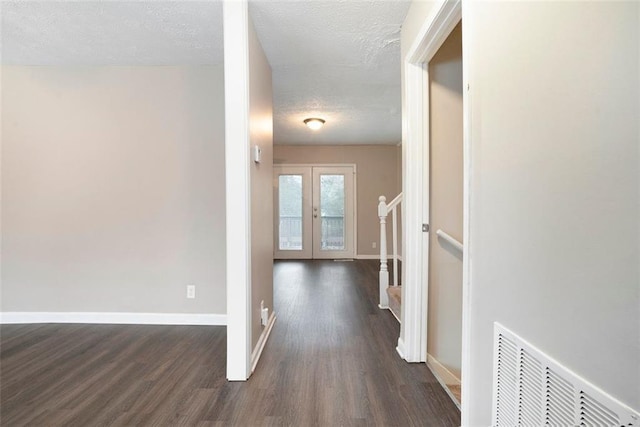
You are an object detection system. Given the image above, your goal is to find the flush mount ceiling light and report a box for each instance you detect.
[303,118,325,131]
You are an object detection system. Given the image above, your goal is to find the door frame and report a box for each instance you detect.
[402,0,470,422]
[273,163,358,260]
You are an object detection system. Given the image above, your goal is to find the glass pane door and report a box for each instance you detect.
[273,166,312,259]
[274,165,354,260]
[319,175,345,250]
[312,166,354,259]
[278,175,303,250]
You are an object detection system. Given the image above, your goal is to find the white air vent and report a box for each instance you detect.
[492,323,640,427]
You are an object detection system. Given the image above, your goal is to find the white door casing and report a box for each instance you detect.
[402,0,468,423]
[401,0,462,361]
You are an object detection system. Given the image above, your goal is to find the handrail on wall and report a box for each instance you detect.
[436,229,463,253]
[378,193,403,310]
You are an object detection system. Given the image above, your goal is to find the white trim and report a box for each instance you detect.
[388,305,401,323]
[353,164,358,259]
[401,0,462,366]
[250,312,276,373]
[460,2,473,424]
[273,163,357,169]
[427,354,462,410]
[408,0,462,65]
[0,312,227,325]
[355,254,380,260]
[396,337,406,359]
[401,54,428,363]
[224,0,252,382]
[404,0,469,421]
[355,254,403,261]
[419,62,430,364]
[427,353,461,386]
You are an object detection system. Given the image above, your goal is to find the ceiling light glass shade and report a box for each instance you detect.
[303,118,325,130]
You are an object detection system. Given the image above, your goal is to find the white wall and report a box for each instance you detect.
[465,1,640,424]
[223,0,274,378]
[1,66,226,315]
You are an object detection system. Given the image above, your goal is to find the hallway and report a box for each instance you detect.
[0,260,460,426]
[258,259,460,425]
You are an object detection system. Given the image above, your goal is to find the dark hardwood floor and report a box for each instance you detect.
[0,260,460,426]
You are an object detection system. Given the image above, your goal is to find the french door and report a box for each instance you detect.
[274,165,355,259]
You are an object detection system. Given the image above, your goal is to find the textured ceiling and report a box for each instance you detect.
[250,0,410,145]
[0,1,223,65]
[1,0,409,146]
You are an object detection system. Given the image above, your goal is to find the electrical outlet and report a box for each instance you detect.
[372,242,377,249]
[187,285,196,299]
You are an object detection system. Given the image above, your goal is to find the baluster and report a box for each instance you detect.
[378,195,389,309]
[392,206,398,286]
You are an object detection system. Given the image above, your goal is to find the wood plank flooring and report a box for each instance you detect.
[0,260,460,426]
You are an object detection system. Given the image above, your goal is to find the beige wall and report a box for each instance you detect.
[248,20,274,349]
[427,23,463,381]
[401,1,437,62]
[1,66,226,315]
[274,145,401,256]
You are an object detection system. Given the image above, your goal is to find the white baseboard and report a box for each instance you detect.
[355,254,379,259]
[388,306,401,323]
[427,353,461,409]
[355,254,403,261]
[251,312,276,373]
[0,312,227,325]
[396,337,406,359]
[427,353,461,386]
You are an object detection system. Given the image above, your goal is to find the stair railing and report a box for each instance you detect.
[378,192,403,309]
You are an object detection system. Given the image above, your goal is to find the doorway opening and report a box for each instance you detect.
[426,21,464,407]
[400,0,467,417]
[273,165,356,259]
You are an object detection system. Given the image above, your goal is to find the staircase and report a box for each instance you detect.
[387,285,401,321]
[377,193,402,321]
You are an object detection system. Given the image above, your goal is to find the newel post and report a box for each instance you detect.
[378,196,389,309]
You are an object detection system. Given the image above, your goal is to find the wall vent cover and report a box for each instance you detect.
[492,323,639,427]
